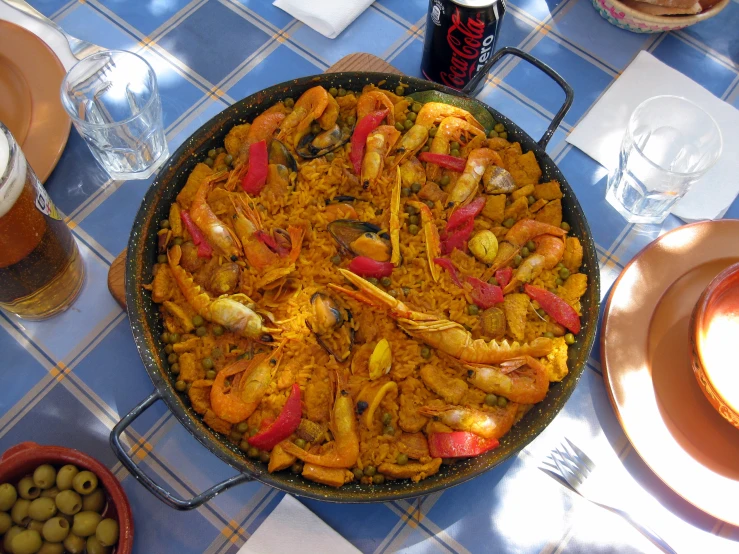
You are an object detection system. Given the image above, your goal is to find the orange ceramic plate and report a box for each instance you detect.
[0,20,70,183]
[601,220,739,526]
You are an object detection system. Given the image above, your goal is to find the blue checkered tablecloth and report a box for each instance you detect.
[2,0,739,552]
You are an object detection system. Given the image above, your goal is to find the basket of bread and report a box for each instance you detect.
[592,0,729,33]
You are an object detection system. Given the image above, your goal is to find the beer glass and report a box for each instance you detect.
[0,123,85,320]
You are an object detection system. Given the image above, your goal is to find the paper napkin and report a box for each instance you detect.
[238,494,360,554]
[273,0,374,39]
[567,51,739,222]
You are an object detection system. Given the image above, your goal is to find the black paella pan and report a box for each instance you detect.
[110,48,600,508]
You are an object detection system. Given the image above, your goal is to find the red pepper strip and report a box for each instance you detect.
[428,432,499,458]
[466,277,504,309]
[241,140,269,195]
[495,267,513,289]
[441,218,474,255]
[349,109,389,174]
[524,284,581,334]
[180,210,212,258]
[348,256,394,279]
[255,230,279,253]
[433,258,463,288]
[417,152,467,173]
[248,384,301,451]
[446,197,486,232]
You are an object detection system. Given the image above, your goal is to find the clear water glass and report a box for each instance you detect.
[606,95,722,224]
[60,50,169,180]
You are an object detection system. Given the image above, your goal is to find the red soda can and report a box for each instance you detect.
[421,0,506,93]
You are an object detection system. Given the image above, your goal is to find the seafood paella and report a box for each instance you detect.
[146,83,588,488]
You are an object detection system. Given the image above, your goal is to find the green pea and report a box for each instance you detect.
[294,438,307,449]
[86,536,112,554]
[157,254,166,264]
[247,447,259,459]
[395,121,405,132]
[380,277,392,288]
[259,451,270,464]
[170,333,180,343]
[411,182,421,193]
[81,488,105,513]
[428,126,437,137]
[207,149,217,159]
[420,346,431,359]
[167,353,178,364]
[372,474,385,485]
[485,393,498,406]
[524,241,535,252]
[561,221,571,231]
[440,175,450,186]
[467,304,479,316]
[63,533,86,554]
[328,87,338,97]
[42,517,70,543]
[556,262,564,269]
[224,154,234,166]
[564,333,575,345]
[381,412,392,425]
[0,482,18,510]
[536,308,546,319]
[409,215,419,225]
[196,326,207,337]
[488,130,499,139]
[18,476,40,500]
[170,363,180,375]
[352,468,364,480]
[488,276,499,286]
[544,332,555,339]
[192,315,204,327]
[527,195,536,205]
[407,112,417,122]
[405,204,418,215]
[408,224,420,236]
[55,490,82,516]
[204,157,214,167]
[282,98,295,110]
[424,199,435,209]
[161,332,170,344]
[337,88,347,97]
[364,465,376,477]
[513,255,522,267]
[367,277,379,286]
[396,453,409,465]
[559,267,570,279]
[449,141,460,151]
[450,148,460,157]
[555,278,564,286]
[346,115,356,126]
[412,102,423,113]
[202,358,214,370]
[499,131,508,140]
[212,347,223,359]
[325,152,335,162]
[400,187,411,197]
[11,498,30,524]
[402,287,411,296]
[174,380,186,392]
[216,147,225,155]
[421,145,430,153]
[395,85,405,96]
[521,247,530,258]
[494,123,505,133]
[502,218,515,228]
[164,344,173,354]
[205,370,216,380]
[404,119,414,131]
[11,529,43,554]
[330,254,341,266]
[213,325,224,336]
[291,462,304,474]
[497,396,508,407]
[310,122,321,135]
[388,289,398,298]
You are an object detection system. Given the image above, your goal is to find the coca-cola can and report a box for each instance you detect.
[421,0,506,94]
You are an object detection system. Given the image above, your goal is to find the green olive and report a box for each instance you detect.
[95,518,119,547]
[560,221,570,231]
[404,119,414,131]
[467,304,479,316]
[11,498,31,524]
[192,315,204,327]
[81,488,105,513]
[32,466,56,491]
[4,526,24,553]
[71,472,97,497]
[396,453,408,465]
[420,346,431,359]
[440,175,450,187]
[0,511,12,534]
[363,465,376,477]
[18,477,40,500]
[497,396,508,407]
[54,490,82,516]
[41,517,70,543]
[408,224,420,236]
[86,536,112,554]
[11,529,42,554]
[38,543,65,554]
[352,468,363,480]
[372,474,385,485]
[63,533,86,554]
[28,498,57,522]
[564,333,575,345]
[28,520,45,532]
[0,482,18,510]
[485,393,498,406]
[72,511,101,537]
[196,326,207,337]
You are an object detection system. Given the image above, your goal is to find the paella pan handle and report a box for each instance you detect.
[461,46,574,150]
[110,390,253,510]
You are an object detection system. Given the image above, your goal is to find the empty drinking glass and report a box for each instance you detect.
[606,95,722,224]
[60,50,169,180]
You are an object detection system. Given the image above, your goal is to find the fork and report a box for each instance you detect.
[542,439,677,554]
[3,0,104,60]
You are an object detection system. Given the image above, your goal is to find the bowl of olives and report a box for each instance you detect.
[0,442,133,554]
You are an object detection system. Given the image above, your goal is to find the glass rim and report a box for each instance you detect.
[626,94,723,178]
[60,49,159,130]
[0,122,18,189]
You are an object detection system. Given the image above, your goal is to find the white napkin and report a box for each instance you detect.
[567,51,739,222]
[238,494,360,554]
[273,0,374,39]
[0,3,77,70]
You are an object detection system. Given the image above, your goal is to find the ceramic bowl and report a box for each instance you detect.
[690,262,739,429]
[591,0,729,33]
[0,442,134,553]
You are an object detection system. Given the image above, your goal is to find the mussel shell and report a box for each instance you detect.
[483,166,515,194]
[307,292,354,362]
[327,219,391,261]
[273,228,292,252]
[296,123,353,159]
[268,139,298,172]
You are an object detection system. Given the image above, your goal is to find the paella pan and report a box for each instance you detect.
[111,48,600,507]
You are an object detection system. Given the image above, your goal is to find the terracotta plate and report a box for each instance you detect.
[602,220,739,525]
[0,20,70,182]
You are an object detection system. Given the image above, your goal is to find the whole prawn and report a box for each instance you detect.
[447,148,504,206]
[331,269,553,364]
[360,125,400,189]
[418,403,519,439]
[503,235,565,293]
[426,117,485,182]
[277,86,329,147]
[466,355,550,404]
[190,173,243,260]
[356,90,395,124]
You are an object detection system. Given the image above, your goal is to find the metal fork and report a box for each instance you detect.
[3,0,104,60]
[542,439,677,554]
